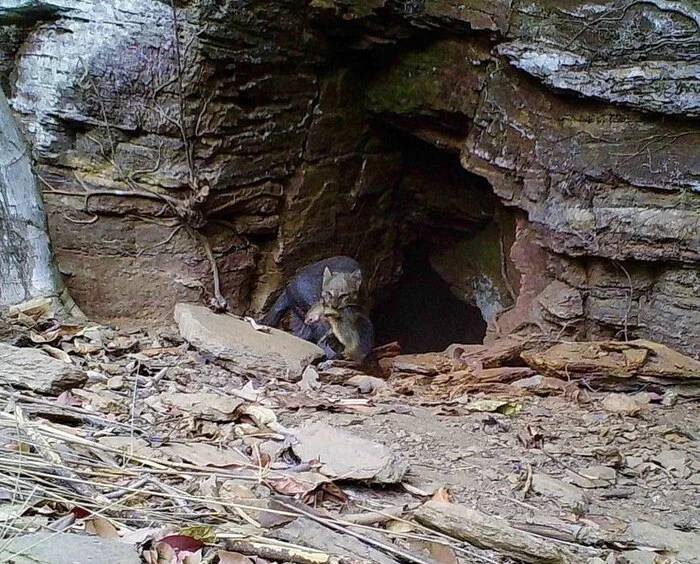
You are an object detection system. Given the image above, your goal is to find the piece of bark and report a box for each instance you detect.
[511,515,618,547]
[521,340,700,389]
[414,500,575,563]
[444,336,535,368]
[223,539,344,564]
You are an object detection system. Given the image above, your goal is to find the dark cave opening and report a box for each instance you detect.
[372,242,487,353]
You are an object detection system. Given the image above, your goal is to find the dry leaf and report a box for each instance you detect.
[402,483,431,497]
[241,405,277,428]
[517,425,544,449]
[155,541,178,563]
[159,392,244,422]
[39,344,73,363]
[465,399,522,415]
[178,526,216,544]
[73,340,102,354]
[9,297,54,321]
[160,443,250,468]
[217,551,254,564]
[428,541,459,564]
[121,526,175,545]
[85,516,119,538]
[31,330,60,344]
[431,487,453,503]
[267,472,329,496]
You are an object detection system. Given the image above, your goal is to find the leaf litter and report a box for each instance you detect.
[0,301,699,563]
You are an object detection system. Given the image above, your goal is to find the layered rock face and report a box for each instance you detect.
[1,0,699,356]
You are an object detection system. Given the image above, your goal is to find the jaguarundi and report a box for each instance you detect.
[260,256,374,361]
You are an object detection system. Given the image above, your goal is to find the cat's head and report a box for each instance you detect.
[321,267,363,309]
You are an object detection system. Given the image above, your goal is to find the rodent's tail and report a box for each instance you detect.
[260,291,289,327]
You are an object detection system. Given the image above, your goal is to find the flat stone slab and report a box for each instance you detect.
[174,303,323,381]
[2,532,140,564]
[0,343,87,394]
[291,422,407,484]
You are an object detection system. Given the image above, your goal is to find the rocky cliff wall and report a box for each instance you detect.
[1,0,698,356]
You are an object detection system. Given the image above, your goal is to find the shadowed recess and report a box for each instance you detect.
[373,242,486,353]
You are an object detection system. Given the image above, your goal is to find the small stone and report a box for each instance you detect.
[625,456,645,469]
[532,473,590,511]
[653,450,688,477]
[107,375,124,390]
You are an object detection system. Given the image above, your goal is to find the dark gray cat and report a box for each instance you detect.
[260,256,373,360]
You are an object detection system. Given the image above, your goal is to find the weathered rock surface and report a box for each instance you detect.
[0,342,87,394]
[291,422,407,483]
[2,532,141,564]
[174,303,322,381]
[2,0,699,356]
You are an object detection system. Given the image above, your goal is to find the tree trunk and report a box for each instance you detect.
[0,88,81,319]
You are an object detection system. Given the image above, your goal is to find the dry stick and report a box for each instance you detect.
[336,505,406,526]
[614,260,634,342]
[223,539,357,564]
[271,497,435,564]
[11,404,112,505]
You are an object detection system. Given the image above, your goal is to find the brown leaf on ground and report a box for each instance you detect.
[71,340,103,355]
[85,516,119,538]
[267,471,329,497]
[160,442,250,468]
[428,541,459,564]
[302,480,349,506]
[8,297,54,323]
[517,425,545,449]
[38,344,73,364]
[431,487,453,503]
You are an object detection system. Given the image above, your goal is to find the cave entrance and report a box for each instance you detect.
[373,242,487,353]
[367,129,516,354]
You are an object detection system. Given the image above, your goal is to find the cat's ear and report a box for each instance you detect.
[323,267,332,285]
[351,269,363,287]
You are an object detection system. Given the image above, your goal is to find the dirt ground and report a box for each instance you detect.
[2,308,699,563]
[165,344,700,561]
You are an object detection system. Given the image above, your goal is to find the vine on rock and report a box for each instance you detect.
[41,0,231,313]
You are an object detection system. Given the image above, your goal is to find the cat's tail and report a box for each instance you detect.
[260,291,289,327]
